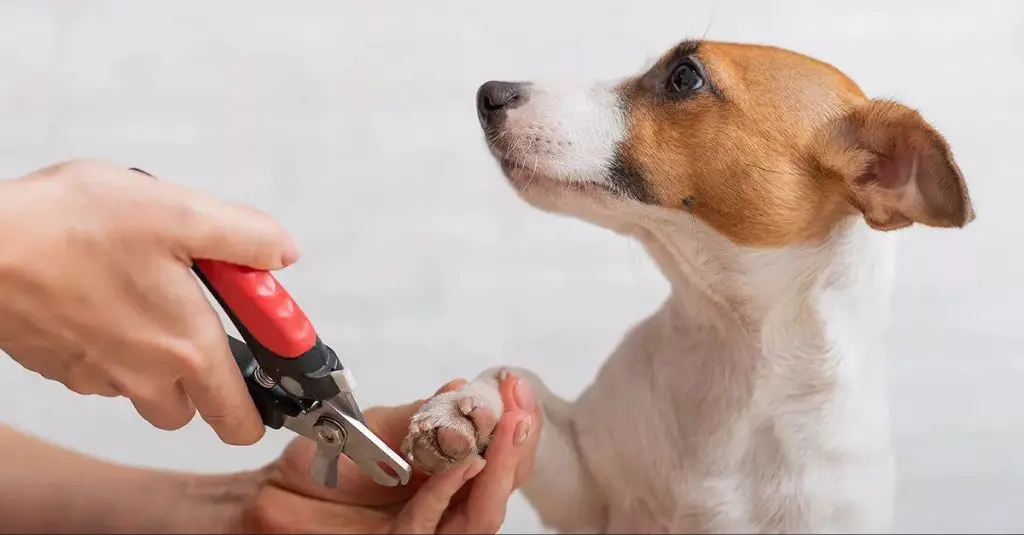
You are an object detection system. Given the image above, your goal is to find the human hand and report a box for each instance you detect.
[238,375,542,534]
[0,159,298,444]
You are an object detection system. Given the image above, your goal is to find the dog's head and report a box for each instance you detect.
[477,40,974,262]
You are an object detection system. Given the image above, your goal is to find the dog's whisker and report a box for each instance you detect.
[528,156,540,189]
[699,0,719,42]
[491,129,510,143]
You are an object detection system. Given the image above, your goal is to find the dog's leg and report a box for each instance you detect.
[403,366,607,533]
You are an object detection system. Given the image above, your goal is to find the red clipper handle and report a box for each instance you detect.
[127,166,344,401]
[194,259,317,359]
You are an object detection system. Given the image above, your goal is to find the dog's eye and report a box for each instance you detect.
[667,61,704,94]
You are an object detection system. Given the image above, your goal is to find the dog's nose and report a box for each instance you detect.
[476,81,527,127]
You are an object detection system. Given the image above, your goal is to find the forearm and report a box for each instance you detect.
[0,424,262,534]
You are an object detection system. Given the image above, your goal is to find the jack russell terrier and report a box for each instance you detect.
[401,39,975,533]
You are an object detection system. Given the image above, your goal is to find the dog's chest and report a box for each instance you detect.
[731,393,895,533]
[572,349,893,533]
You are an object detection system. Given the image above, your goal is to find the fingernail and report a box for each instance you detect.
[281,237,300,266]
[514,379,537,413]
[513,414,532,448]
[464,457,486,480]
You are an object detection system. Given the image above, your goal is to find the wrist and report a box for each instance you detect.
[0,424,269,534]
[149,468,268,534]
[67,463,268,534]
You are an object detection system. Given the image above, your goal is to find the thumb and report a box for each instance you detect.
[167,185,300,270]
[391,456,486,534]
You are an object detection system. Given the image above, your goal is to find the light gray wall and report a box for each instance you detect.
[0,1,1020,532]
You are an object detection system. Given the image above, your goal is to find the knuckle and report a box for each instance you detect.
[198,400,246,426]
[112,373,169,406]
[178,330,235,385]
[64,375,111,396]
[206,414,263,446]
[36,159,112,187]
[39,158,91,177]
[63,381,92,395]
[115,376,159,402]
[151,405,196,431]
[166,201,204,239]
[123,384,195,431]
[191,388,257,433]
[169,342,210,378]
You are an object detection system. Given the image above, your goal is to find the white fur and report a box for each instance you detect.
[495,80,626,186]
[408,80,898,533]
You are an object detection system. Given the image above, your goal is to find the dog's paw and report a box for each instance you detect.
[402,383,503,474]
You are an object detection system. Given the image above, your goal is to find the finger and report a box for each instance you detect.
[498,373,536,415]
[462,409,531,534]
[156,180,299,270]
[435,378,469,396]
[121,166,297,269]
[392,456,486,534]
[126,379,197,431]
[498,376,542,487]
[179,319,266,445]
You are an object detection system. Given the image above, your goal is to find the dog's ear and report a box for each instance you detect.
[812,98,975,231]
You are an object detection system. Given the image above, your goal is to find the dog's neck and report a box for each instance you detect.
[631,212,896,389]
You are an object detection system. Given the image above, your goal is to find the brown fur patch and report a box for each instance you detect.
[809,99,975,230]
[618,41,974,247]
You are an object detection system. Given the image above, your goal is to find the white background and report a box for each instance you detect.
[0,0,1021,532]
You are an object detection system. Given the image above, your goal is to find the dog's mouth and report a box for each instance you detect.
[494,153,552,189]
[482,132,621,199]
[497,157,618,198]
[494,154,535,178]
[483,138,538,181]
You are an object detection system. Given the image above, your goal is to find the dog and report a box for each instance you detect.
[400,39,974,533]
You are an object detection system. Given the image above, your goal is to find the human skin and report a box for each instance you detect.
[0,376,541,534]
[0,159,298,444]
